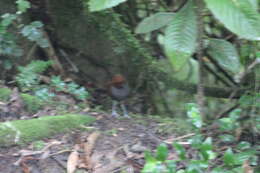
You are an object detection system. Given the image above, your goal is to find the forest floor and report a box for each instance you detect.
[0,88,259,172]
[0,110,192,173]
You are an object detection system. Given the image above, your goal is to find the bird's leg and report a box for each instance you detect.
[120,102,129,118]
[111,100,120,117]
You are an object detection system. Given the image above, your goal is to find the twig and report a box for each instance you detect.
[41,30,65,75]
[49,149,72,157]
[59,49,79,73]
[236,58,260,83]
[165,133,195,144]
[25,43,37,61]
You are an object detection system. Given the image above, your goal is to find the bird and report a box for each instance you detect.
[107,74,130,117]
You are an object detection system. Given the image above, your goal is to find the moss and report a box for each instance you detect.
[0,87,12,101]
[0,114,95,147]
[20,93,45,113]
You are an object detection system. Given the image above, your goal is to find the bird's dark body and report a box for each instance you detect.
[107,74,130,117]
[110,84,130,101]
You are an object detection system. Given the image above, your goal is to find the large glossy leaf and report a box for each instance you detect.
[207,39,241,73]
[174,59,199,83]
[248,0,258,11]
[135,12,175,34]
[88,0,127,12]
[164,1,197,71]
[205,0,260,40]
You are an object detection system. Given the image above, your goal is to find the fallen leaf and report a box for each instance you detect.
[243,160,254,173]
[84,132,100,170]
[67,145,80,173]
[21,162,30,173]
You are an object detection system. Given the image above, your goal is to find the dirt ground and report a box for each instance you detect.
[0,112,178,173]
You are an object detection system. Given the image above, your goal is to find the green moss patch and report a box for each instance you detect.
[0,87,12,101]
[0,114,95,147]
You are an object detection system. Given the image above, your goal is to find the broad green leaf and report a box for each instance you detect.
[223,148,236,166]
[164,1,197,71]
[142,151,160,173]
[16,0,31,13]
[135,12,175,33]
[156,143,168,161]
[88,0,127,12]
[187,104,203,129]
[211,167,227,173]
[200,137,213,151]
[173,59,199,83]
[237,141,251,150]
[188,160,208,171]
[166,160,177,172]
[205,0,260,40]
[235,150,256,165]
[248,0,258,11]
[207,39,241,73]
[173,143,186,160]
[219,134,235,142]
[1,13,17,27]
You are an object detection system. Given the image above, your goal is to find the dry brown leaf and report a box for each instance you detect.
[243,160,254,173]
[20,156,34,173]
[67,145,80,173]
[21,162,30,173]
[84,132,100,170]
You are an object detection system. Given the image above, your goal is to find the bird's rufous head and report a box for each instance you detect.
[111,74,126,88]
[112,74,125,83]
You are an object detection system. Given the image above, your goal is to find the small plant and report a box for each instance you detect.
[34,88,55,102]
[142,104,258,173]
[15,60,52,92]
[51,76,89,101]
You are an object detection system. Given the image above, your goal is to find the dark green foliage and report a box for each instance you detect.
[16,60,53,91]
[142,104,258,172]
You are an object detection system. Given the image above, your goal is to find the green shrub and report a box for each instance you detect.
[15,60,52,92]
[142,104,258,173]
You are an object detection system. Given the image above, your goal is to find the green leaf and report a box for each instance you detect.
[166,160,177,172]
[174,59,199,84]
[1,13,17,27]
[235,150,256,165]
[248,0,258,11]
[142,151,159,173]
[237,141,251,150]
[88,0,127,12]
[211,167,227,173]
[164,0,197,71]
[135,12,175,34]
[223,148,236,166]
[219,134,235,142]
[207,39,241,73]
[173,143,186,160]
[187,104,203,129]
[188,160,209,171]
[16,0,31,13]
[205,0,260,40]
[200,137,213,151]
[156,143,168,161]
